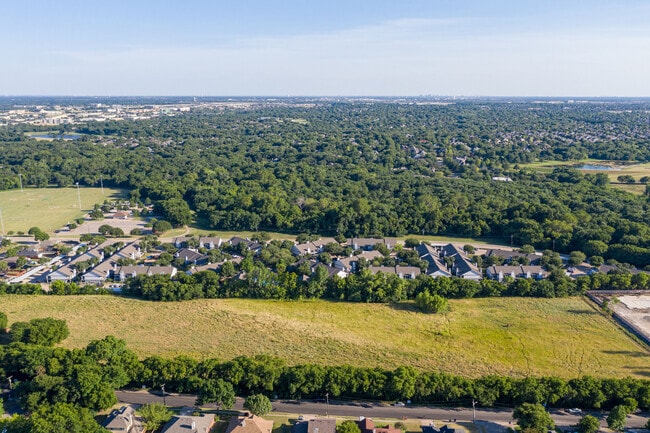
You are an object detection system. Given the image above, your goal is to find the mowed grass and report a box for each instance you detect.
[520,160,650,195]
[1,295,648,378]
[0,187,126,234]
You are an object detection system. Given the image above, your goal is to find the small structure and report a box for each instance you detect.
[161,414,216,433]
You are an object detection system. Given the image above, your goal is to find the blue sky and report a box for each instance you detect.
[2,0,649,96]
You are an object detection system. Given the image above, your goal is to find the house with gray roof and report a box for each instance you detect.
[162,414,215,433]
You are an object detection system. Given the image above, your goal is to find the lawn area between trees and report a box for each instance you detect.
[1,295,648,379]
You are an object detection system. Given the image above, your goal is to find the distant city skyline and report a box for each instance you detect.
[2,0,649,96]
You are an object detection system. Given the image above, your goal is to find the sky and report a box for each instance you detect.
[1,0,649,96]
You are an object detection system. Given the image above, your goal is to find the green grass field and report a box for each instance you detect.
[0,187,126,234]
[520,160,650,194]
[1,295,647,378]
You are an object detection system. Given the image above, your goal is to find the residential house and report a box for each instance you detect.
[103,405,142,433]
[485,249,541,265]
[199,236,223,249]
[357,418,401,433]
[333,250,384,273]
[291,237,337,256]
[229,237,264,254]
[175,248,209,266]
[114,265,177,281]
[415,244,452,278]
[17,247,43,260]
[225,414,273,433]
[368,266,421,279]
[81,241,142,285]
[47,265,77,282]
[439,243,482,280]
[173,236,194,249]
[349,238,398,251]
[486,265,546,282]
[161,414,215,433]
[421,425,456,433]
[293,418,336,433]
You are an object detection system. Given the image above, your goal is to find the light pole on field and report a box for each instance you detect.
[76,182,82,211]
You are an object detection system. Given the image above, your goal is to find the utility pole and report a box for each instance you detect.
[100,175,104,195]
[472,399,476,423]
[161,383,166,406]
[76,182,82,211]
[18,174,24,192]
[0,208,5,236]
[325,392,329,417]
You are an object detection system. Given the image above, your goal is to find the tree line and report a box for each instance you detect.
[1,335,649,416]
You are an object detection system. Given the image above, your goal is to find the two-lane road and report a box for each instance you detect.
[115,391,649,429]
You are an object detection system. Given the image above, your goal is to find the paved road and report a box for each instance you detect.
[115,391,649,429]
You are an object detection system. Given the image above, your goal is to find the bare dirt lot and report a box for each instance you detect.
[611,295,650,343]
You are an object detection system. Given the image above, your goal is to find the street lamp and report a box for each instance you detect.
[76,182,82,211]
[325,392,329,417]
[161,383,166,406]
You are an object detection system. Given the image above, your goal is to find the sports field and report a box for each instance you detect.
[1,295,647,378]
[0,187,126,234]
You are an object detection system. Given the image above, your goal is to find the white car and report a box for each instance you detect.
[394,402,406,407]
[567,408,582,414]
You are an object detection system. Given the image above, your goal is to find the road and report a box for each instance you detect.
[115,391,649,429]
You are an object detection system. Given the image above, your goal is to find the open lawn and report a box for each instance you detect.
[1,295,648,378]
[0,187,126,234]
[520,159,650,194]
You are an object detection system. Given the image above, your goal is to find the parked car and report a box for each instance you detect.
[567,408,582,414]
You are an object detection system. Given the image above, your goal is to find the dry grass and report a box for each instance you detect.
[0,187,126,234]
[1,295,648,379]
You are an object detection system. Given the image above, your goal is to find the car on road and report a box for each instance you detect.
[393,402,405,407]
[567,408,582,414]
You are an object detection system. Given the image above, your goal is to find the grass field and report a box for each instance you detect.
[0,187,126,234]
[1,295,647,378]
[520,159,650,194]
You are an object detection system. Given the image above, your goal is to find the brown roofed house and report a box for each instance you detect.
[357,417,402,433]
[226,414,274,433]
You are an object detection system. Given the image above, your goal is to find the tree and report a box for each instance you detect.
[197,378,236,408]
[617,175,635,184]
[0,311,7,331]
[29,403,108,433]
[337,420,362,433]
[137,402,173,432]
[577,415,600,433]
[243,393,272,416]
[155,198,192,227]
[513,403,554,433]
[415,291,449,313]
[152,220,172,234]
[606,405,628,431]
[11,318,69,346]
[568,251,587,267]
